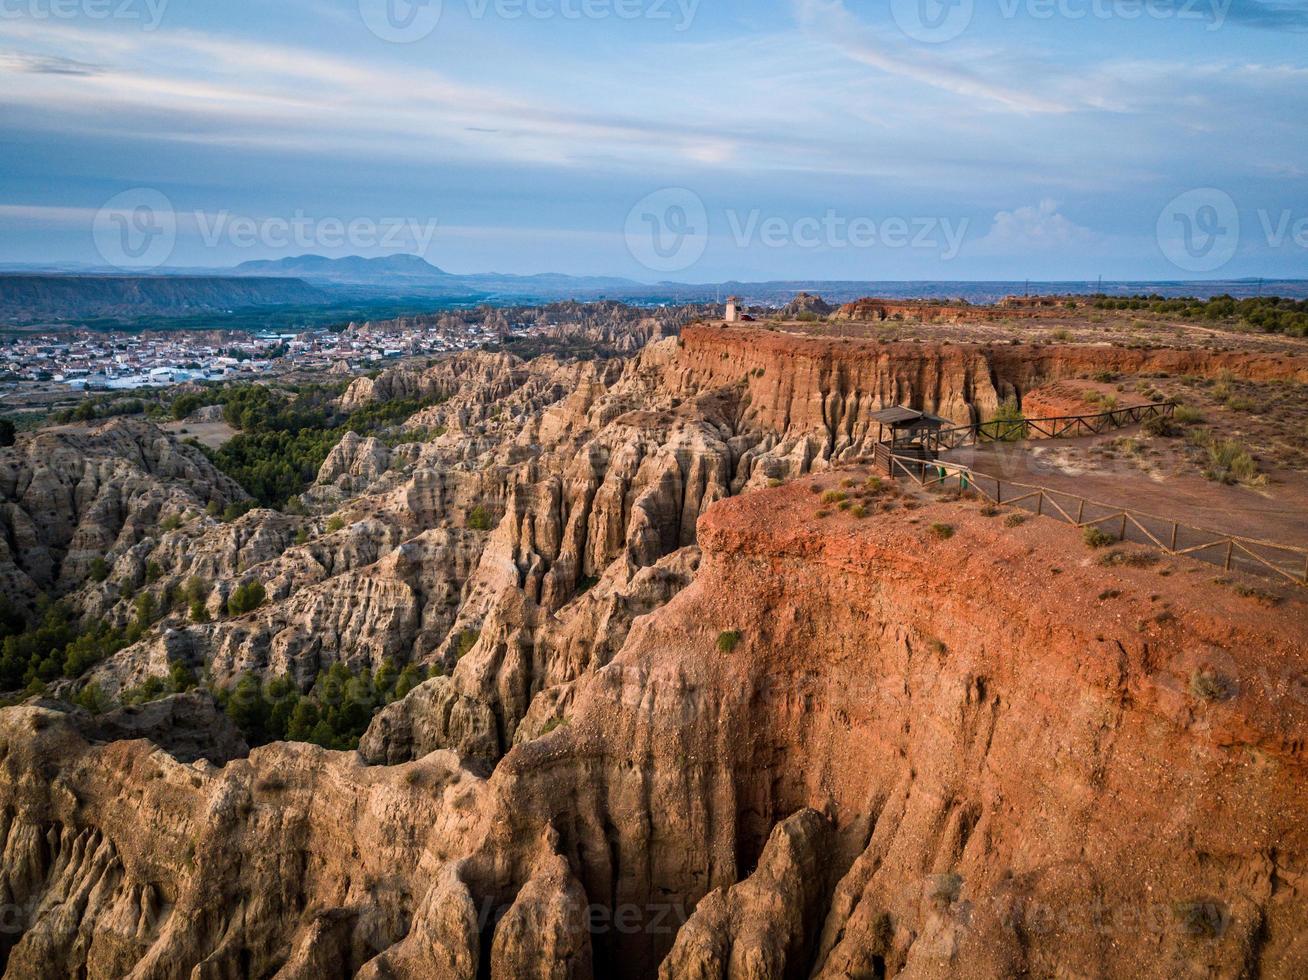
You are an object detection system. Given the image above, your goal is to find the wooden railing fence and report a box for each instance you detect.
[886,455,1308,588]
[927,401,1176,452]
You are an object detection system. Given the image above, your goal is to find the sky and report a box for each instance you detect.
[0,0,1306,282]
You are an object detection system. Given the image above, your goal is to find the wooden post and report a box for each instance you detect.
[1036,493,1043,517]
[1120,514,1128,541]
[1225,540,1234,571]
[1076,499,1085,524]
[1170,524,1178,551]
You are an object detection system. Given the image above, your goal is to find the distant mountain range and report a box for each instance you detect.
[229,253,655,299]
[0,274,328,324]
[2,253,1306,329]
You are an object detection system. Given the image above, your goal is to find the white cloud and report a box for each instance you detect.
[973,200,1102,252]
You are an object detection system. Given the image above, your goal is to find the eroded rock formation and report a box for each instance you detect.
[2,322,1306,978]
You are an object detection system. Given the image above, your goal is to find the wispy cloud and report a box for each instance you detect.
[0,53,104,76]
[790,0,1071,113]
[0,21,758,171]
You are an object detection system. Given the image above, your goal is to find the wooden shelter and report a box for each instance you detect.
[871,406,951,454]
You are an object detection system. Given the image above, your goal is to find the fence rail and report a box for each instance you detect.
[928,401,1176,452]
[885,454,1308,588]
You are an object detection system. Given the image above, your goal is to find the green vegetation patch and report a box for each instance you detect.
[217,660,435,750]
[1091,294,1308,337]
[195,383,445,509]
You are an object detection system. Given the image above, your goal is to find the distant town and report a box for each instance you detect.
[0,319,510,393]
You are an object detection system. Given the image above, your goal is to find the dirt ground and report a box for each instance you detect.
[766,311,1308,356]
[160,419,237,449]
[948,435,1308,548]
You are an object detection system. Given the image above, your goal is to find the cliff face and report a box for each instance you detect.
[0,419,248,602]
[1,485,1304,978]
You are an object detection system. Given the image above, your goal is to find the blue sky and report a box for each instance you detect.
[1,0,1306,281]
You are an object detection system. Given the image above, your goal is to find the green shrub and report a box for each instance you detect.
[1203,439,1260,485]
[928,523,955,540]
[1004,513,1027,528]
[223,501,256,522]
[988,399,1028,441]
[467,506,493,531]
[124,593,157,644]
[1173,405,1204,425]
[1142,415,1181,438]
[326,515,346,533]
[540,716,570,735]
[716,630,743,653]
[1083,527,1116,549]
[1098,549,1160,568]
[88,557,111,583]
[455,630,480,659]
[1189,670,1233,702]
[73,683,110,715]
[227,581,266,616]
